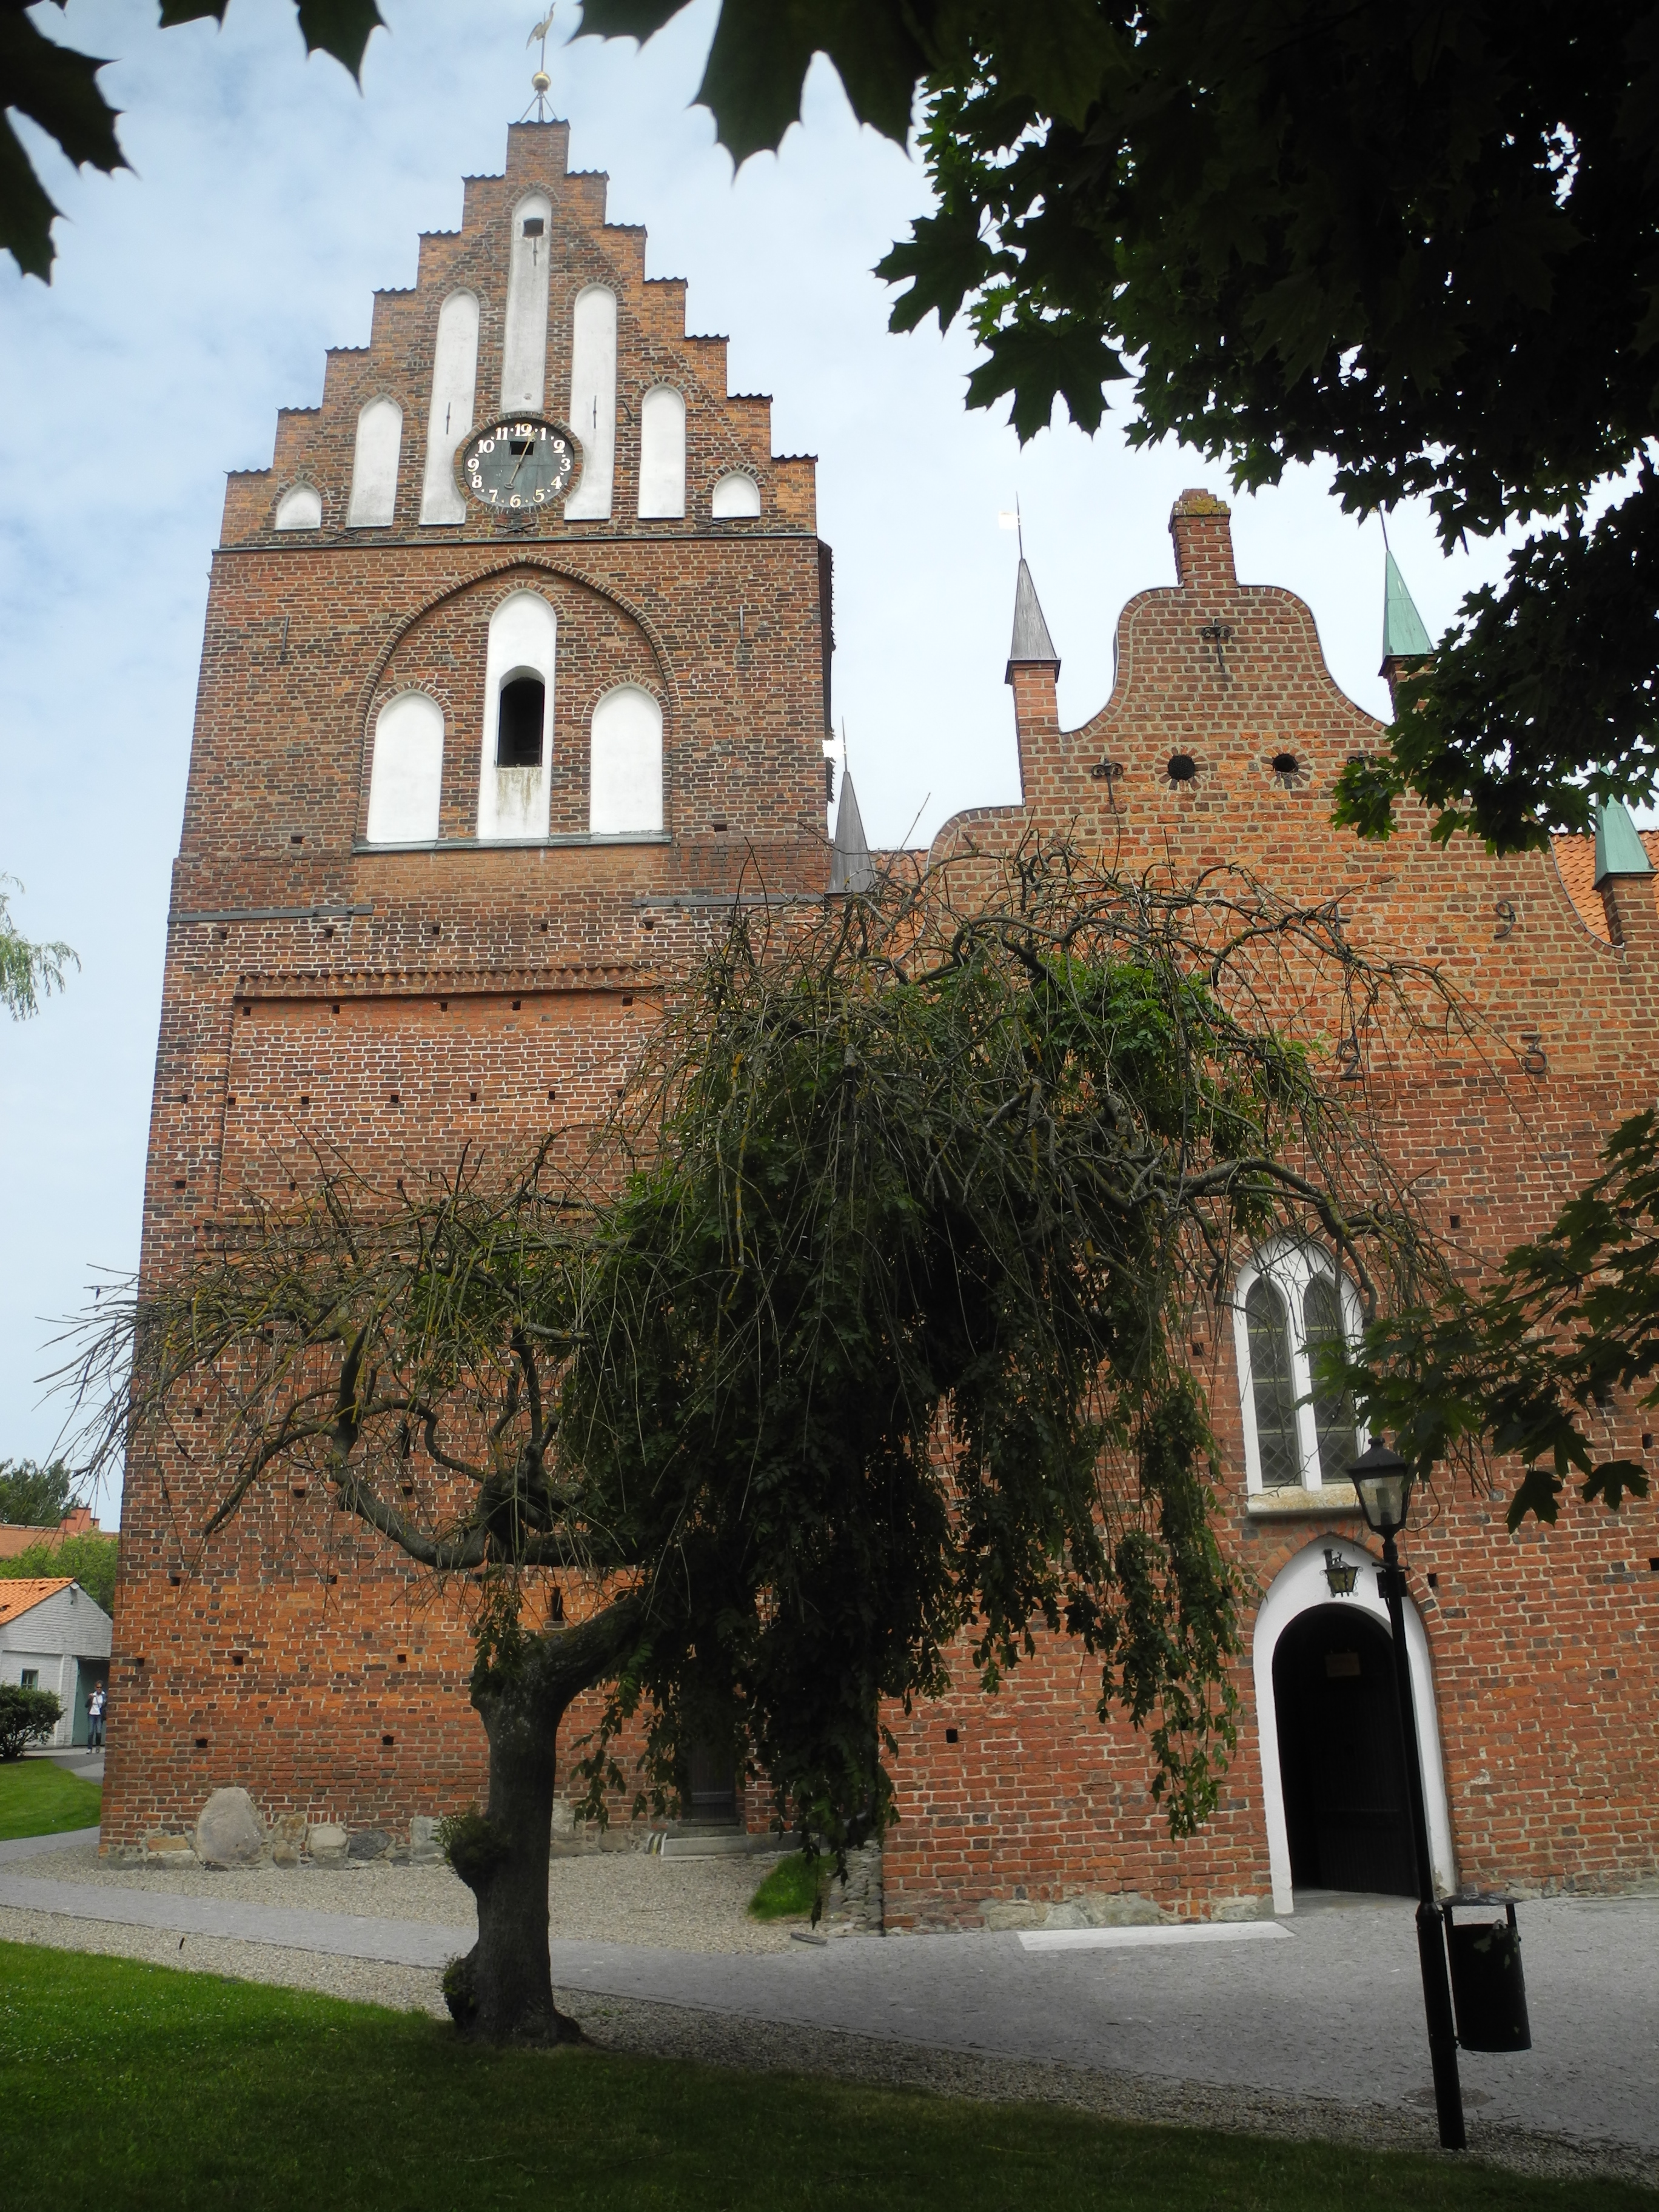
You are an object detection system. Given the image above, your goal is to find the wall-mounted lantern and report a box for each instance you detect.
[1322,1548,1359,1597]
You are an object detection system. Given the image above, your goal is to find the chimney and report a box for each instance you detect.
[1169,489,1236,591]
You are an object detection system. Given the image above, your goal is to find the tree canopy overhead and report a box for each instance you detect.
[62,845,1446,2042]
[583,0,1659,856]
[2,1,383,281]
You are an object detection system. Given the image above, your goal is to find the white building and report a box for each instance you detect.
[0,1578,112,1747]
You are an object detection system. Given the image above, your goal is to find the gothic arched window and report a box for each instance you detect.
[1233,1245,1363,1495]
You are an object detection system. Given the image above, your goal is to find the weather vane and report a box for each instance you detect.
[523,11,555,122]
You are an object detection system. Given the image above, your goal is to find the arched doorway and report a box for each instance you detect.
[1272,1604,1414,1895]
[1253,1537,1455,1914]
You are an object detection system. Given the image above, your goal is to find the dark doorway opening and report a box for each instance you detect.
[1273,1604,1415,1895]
[685,1738,738,1825]
[497,675,545,768]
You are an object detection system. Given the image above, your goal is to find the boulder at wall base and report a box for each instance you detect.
[308,1823,349,1867]
[270,1811,306,1868]
[347,1829,390,1862]
[409,1815,444,1866]
[194,1788,266,1869]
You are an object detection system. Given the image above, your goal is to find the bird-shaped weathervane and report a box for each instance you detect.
[524,12,555,121]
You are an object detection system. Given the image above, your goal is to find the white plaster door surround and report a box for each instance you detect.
[1253,1535,1456,1915]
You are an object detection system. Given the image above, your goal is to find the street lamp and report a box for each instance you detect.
[1347,1439,1467,2153]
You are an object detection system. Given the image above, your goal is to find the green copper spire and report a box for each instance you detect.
[1593,799,1654,886]
[1381,549,1433,665]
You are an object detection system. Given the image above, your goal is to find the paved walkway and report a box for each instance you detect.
[3,1831,1654,2167]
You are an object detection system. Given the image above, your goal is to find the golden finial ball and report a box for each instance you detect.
[532,70,551,93]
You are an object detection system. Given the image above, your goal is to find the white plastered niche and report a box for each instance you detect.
[347,398,403,528]
[564,286,617,521]
[420,290,481,526]
[366,691,445,845]
[589,684,664,836]
[477,589,556,841]
[500,194,553,414]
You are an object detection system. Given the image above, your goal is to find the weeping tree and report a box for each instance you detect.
[59,842,1450,2045]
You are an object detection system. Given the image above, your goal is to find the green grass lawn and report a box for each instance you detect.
[0,1757,101,1840]
[748,1849,826,1920]
[0,1944,1651,2212]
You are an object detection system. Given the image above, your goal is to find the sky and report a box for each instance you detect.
[0,0,1519,1498]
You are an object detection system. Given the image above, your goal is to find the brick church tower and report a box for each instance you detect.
[105,123,833,1849]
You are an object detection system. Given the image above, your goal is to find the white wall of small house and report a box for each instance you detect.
[0,1583,112,1747]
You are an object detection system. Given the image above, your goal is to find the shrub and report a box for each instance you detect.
[0,1686,62,1760]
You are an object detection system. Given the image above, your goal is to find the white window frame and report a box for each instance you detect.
[1231,1237,1366,1495]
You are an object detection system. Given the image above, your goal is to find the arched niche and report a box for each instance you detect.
[347,398,403,528]
[365,691,444,845]
[638,386,686,520]
[564,286,617,521]
[420,290,480,526]
[1253,1536,1456,1916]
[589,684,663,837]
[711,469,760,519]
[501,193,552,413]
[478,589,556,841]
[274,483,322,531]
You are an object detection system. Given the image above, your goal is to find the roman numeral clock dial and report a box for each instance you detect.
[461,417,575,509]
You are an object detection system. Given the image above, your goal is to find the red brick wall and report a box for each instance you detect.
[106,124,827,1852]
[109,151,1659,1920]
[883,491,1659,1926]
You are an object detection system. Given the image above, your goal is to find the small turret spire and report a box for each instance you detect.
[1381,546,1433,669]
[1006,557,1059,686]
[1593,799,1654,888]
[830,769,875,894]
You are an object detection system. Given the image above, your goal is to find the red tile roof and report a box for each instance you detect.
[1550,831,1659,942]
[0,1577,75,1627]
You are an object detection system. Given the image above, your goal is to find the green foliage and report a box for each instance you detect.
[560,849,1438,1850]
[435,1806,511,1890]
[0,1456,81,1526]
[586,1,1659,853]
[2,2,384,281]
[748,1851,827,1920]
[0,1536,118,1615]
[0,1758,101,1841]
[67,847,1443,1895]
[1330,1109,1659,1530]
[0,880,78,1019]
[4,1943,1649,2212]
[0,1686,63,1763]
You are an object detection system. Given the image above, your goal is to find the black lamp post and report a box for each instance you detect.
[1347,1439,1466,2153]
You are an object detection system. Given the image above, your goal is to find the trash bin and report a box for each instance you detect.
[1444,1899,1532,2052]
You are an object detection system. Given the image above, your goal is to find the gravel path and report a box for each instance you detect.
[4,1833,796,1954]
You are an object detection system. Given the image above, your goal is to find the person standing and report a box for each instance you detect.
[86,1682,106,1752]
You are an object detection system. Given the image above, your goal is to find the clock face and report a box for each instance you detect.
[461,418,576,510]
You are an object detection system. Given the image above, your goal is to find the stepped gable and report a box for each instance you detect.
[222,121,816,546]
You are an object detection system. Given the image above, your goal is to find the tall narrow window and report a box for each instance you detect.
[1304,1273,1359,1484]
[1245,1276,1300,1489]
[497,676,546,768]
[366,692,444,845]
[564,286,616,521]
[638,386,686,519]
[420,290,480,526]
[589,685,663,836]
[347,398,403,528]
[500,195,552,413]
[477,590,555,841]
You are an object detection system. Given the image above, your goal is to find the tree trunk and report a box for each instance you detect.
[443,1597,643,2045]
